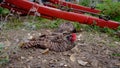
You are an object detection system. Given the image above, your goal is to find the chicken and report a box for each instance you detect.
[20,33,76,52]
[57,22,76,33]
[20,22,77,52]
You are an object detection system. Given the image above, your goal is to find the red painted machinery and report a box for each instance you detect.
[0,0,120,29]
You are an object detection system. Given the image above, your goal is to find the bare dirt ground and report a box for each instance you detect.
[0,28,120,68]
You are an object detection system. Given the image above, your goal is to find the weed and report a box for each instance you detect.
[48,19,65,29]
[79,0,90,7]
[97,0,120,21]
[3,18,23,30]
[112,16,120,22]
[72,22,81,31]
[0,44,9,66]
[0,7,9,15]
[112,53,120,57]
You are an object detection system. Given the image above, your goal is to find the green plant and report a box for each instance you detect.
[0,7,9,15]
[48,19,64,29]
[4,18,24,29]
[112,16,120,22]
[100,27,115,34]
[73,22,81,31]
[97,0,120,20]
[0,44,9,66]
[112,53,120,57]
[79,0,90,7]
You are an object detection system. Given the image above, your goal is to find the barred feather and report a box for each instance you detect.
[57,22,76,33]
[20,22,76,52]
[20,33,76,52]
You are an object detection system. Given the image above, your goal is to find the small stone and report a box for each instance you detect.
[32,33,35,36]
[28,33,31,36]
[115,42,119,44]
[28,56,33,60]
[77,34,82,41]
[60,63,64,66]
[116,63,120,66]
[64,64,68,67]
[21,56,25,59]
[43,59,47,63]
[70,54,76,62]
[26,56,33,62]
[4,47,9,50]
[29,36,33,39]
[78,60,88,66]
[38,33,41,36]
[15,39,19,43]
[90,34,93,36]
[63,52,71,56]
[37,56,41,59]
[27,33,34,39]
[22,29,25,31]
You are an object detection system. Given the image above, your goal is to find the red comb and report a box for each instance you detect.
[71,33,76,42]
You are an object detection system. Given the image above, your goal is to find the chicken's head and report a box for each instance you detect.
[66,33,76,43]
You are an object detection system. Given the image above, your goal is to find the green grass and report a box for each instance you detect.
[112,53,120,57]
[0,7,9,15]
[0,44,9,66]
[2,15,81,30]
[96,0,120,21]
[2,16,67,30]
[112,16,120,22]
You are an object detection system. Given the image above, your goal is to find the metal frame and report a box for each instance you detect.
[0,0,120,29]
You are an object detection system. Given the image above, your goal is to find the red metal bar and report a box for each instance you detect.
[49,0,101,14]
[44,3,57,8]
[1,3,54,20]
[3,0,120,29]
[1,3,28,14]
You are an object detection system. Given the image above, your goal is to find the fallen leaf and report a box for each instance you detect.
[70,54,76,62]
[78,60,88,66]
[64,64,68,67]
[42,48,49,54]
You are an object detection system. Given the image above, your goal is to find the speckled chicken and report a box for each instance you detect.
[20,33,76,52]
[20,22,77,52]
[57,22,76,33]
